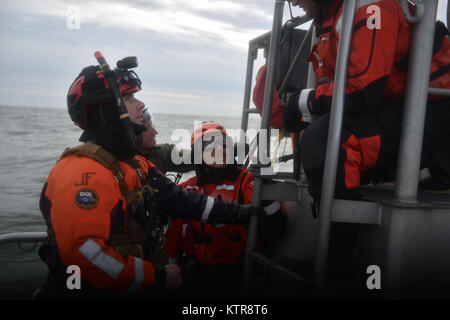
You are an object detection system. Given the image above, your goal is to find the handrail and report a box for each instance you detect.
[242,0,286,296]
[428,87,450,97]
[312,0,357,290]
[243,108,260,114]
[239,43,258,164]
[0,232,47,245]
[394,0,439,202]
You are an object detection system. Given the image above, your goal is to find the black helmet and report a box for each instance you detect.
[67,65,141,130]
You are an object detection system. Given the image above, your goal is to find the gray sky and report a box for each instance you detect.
[0,0,448,117]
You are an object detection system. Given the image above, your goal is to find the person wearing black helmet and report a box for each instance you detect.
[37,54,260,299]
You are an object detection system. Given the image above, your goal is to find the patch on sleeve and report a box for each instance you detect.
[75,189,99,210]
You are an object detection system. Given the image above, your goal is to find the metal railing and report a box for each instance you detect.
[242,0,286,295]
[312,0,357,290]
[429,87,450,97]
[241,0,314,295]
[0,232,47,245]
[394,0,440,203]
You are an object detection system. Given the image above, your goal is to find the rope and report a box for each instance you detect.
[272,128,285,165]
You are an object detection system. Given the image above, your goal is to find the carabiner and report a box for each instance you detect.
[398,0,425,24]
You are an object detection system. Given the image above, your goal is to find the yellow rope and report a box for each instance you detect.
[272,128,285,165]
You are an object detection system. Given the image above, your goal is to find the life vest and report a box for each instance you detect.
[60,142,147,205]
[57,142,158,259]
[166,168,252,266]
[39,142,164,294]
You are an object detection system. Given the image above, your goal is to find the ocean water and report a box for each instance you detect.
[0,105,290,299]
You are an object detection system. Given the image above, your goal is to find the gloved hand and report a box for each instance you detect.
[206,200,263,226]
[283,90,309,133]
[233,204,263,225]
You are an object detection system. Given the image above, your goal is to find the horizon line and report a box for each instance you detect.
[0,104,249,120]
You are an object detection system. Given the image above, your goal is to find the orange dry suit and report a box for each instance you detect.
[164,167,283,267]
[38,142,248,297]
[298,0,450,199]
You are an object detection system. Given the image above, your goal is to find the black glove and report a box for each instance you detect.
[143,263,166,295]
[206,201,263,226]
[230,204,265,226]
[283,90,309,133]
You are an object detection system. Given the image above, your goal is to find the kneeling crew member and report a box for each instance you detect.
[164,122,285,298]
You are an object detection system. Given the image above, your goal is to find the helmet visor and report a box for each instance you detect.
[118,70,142,94]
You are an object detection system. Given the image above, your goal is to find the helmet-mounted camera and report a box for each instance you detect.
[116,56,138,70]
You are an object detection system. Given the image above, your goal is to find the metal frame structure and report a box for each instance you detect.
[394,0,440,202]
[240,1,316,295]
[242,0,286,295]
[312,0,356,289]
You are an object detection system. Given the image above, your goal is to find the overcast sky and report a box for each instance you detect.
[0,0,448,117]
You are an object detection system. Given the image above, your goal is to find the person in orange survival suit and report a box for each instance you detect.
[283,0,450,279]
[37,56,261,299]
[284,0,450,199]
[164,121,286,299]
